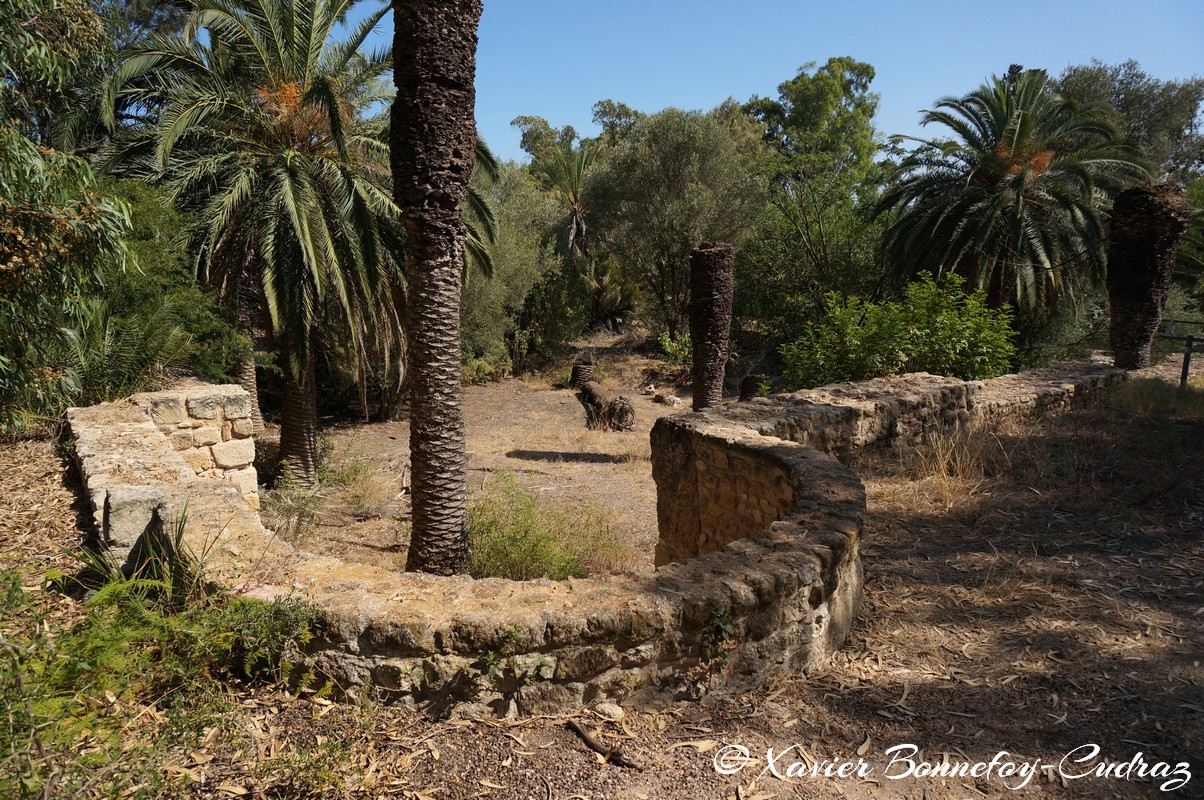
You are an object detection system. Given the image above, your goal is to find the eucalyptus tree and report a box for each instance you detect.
[103,0,403,486]
[876,67,1147,319]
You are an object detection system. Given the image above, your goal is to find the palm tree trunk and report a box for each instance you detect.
[277,334,318,487]
[392,0,481,575]
[235,353,265,434]
[1107,182,1191,369]
[689,242,735,411]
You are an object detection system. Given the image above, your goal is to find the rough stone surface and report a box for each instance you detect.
[66,365,1126,717]
[211,438,255,469]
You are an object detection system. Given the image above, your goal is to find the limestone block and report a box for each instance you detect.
[231,418,253,438]
[221,420,232,441]
[222,393,251,419]
[193,426,221,447]
[555,646,618,681]
[223,466,258,496]
[515,682,584,716]
[169,430,194,451]
[180,446,214,473]
[140,395,185,426]
[102,485,168,552]
[186,394,224,419]
[211,437,255,469]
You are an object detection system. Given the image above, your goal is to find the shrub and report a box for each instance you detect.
[658,331,693,365]
[467,473,629,580]
[780,273,1015,390]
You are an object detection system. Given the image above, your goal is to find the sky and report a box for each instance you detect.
[363,1,1204,163]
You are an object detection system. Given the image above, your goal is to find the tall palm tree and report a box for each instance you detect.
[530,138,597,258]
[876,67,1146,315]
[392,0,482,575]
[103,0,403,486]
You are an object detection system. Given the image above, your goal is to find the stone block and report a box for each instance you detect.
[211,438,255,469]
[180,446,214,473]
[555,646,618,681]
[193,426,221,447]
[142,395,185,426]
[102,485,168,553]
[221,420,232,441]
[169,430,194,451]
[232,418,254,438]
[223,466,258,496]
[186,394,223,419]
[222,393,251,419]
[515,682,584,716]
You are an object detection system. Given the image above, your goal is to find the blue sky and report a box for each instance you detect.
[364,1,1203,163]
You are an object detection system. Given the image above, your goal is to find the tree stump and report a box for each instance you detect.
[689,242,735,411]
[739,374,762,401]
[570,359,596,388]
[576,380,636,431]
[1107,182,1190,369]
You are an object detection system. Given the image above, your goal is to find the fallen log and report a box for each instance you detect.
[576,380,636,431]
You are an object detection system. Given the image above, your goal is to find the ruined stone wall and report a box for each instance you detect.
[67,385,866,717]
[651,364,1126,565]
[129,384,258,507]
[64,363,1126,718]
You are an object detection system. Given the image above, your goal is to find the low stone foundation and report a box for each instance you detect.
[64,364,1125,716]
[652,363,1125,564]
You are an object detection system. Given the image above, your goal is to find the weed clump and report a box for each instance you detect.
[468,473,630,580]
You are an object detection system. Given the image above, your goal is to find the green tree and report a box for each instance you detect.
[104,0,403,485]
[591,98,642,146]
[737,57,886,346]
[585,107,763,335]
[876,67,1147,325]
[392,0,482,575]
[1,0,131,430]
[461,162,563,371]
[1056,59,1204,181]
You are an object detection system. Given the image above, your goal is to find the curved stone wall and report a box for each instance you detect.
[64,363,1124,716]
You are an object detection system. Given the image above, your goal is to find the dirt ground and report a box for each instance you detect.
[282,343,684,573]
[2,352,1202,799]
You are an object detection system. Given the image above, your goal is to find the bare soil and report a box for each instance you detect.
[2,351,1202,799]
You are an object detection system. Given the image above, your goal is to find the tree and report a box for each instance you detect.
[585,108,762,335]
[1,0,130,430]
[591,99,642,146]
[104,0,404,485]
[876,67,1147,323]
[744,56,878,178]
[1056,60,1204,182]
[737,57,886,344]
[392,0,482,575]
[1107,182,1190,368]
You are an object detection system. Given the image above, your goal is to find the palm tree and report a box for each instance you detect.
[391,0,482,575]
[103,0,403,486]
[876,67,1146,316]
[530,138,598,258]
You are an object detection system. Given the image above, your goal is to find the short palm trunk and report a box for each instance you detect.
[689,242,735,411]
[1107,182,1190,370]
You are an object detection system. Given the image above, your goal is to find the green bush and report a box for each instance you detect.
[658,331,693,365]
[1,562,318,799]
[781,273,1015,390]
[467,473,629,580]
[102,179,247,384]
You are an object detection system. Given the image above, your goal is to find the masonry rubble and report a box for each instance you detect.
[65,364,1126,717]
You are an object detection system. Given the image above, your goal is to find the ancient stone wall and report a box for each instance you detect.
[64,363,1125,717]
[128,384,258,506]
[650,364,1125,565]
